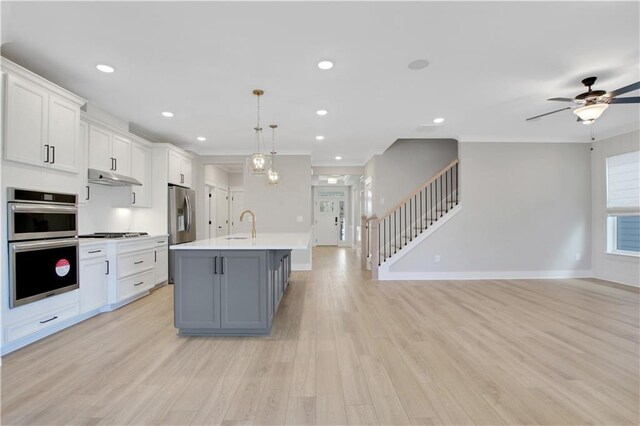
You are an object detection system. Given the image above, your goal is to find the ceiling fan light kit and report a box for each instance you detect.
[526,76,640,123]
[573,103,609,122]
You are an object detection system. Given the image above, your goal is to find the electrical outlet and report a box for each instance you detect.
[435,255,441,263]
[297,216,303,223]
[576,253,582,261]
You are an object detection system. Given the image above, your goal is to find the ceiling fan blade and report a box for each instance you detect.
[526,107,572,121]
[607,81,640,98]
[609,96,640,104]
[547,97,575,102]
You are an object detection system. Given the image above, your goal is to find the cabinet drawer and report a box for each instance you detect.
[4,302,79,343]
[117,270,154,302]
[80,244,107,260]
[118,250,154,278]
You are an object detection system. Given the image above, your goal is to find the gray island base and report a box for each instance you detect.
[170,233,309,336]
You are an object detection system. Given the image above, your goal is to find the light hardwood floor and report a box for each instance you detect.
[1,247,639,425]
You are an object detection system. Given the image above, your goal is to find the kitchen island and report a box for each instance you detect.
[170,233,310,336]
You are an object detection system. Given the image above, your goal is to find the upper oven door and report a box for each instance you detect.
[8,203,78,241]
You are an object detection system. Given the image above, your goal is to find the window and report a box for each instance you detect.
[606,151,640,255]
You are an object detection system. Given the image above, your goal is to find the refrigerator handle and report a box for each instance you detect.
[184,194,192,233]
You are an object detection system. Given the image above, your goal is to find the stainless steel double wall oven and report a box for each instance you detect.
[7,188,79,308]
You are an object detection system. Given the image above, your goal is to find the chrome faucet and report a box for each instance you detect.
[240,210,257,238]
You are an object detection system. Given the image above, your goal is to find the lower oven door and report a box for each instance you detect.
[9,238,79,308]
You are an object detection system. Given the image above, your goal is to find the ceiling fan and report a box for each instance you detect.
[526,76,640,123]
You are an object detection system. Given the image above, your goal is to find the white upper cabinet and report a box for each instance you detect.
[47,95,80,173]
[78,120,90,204]
[130,142,151,207]
[167,148,192,188]
[111,134,132,176]
[88,124,132,177]
[4,74,48,167]
[88,124,112,171]
[3,62,85,173]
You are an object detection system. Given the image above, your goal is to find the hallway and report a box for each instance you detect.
[2,246,639,425]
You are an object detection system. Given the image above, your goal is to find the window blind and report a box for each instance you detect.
[607,150,640,214]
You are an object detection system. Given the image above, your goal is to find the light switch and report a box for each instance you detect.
[435,255,441,263]
[297,216,303,222]
[380,198,385,205]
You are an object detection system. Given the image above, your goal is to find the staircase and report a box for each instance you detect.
[362,159,460,279]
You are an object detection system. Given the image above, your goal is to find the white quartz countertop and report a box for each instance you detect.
[170,233,310,250]
[79,234,168,244]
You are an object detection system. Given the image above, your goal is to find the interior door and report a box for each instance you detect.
[315,200,339,245]
[216,187,229,237]
[230,191,251,234]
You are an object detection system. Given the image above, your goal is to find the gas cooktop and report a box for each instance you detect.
[79,232,149,239]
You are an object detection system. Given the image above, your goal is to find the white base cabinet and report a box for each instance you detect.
[154,237,169,285]
[79,243,109,314]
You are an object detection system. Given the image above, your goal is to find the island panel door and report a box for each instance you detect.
[174,252,220,329]
[220,251,267,329]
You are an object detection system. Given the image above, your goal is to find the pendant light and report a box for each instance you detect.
[267,124,281,186]
[249,89,267,175]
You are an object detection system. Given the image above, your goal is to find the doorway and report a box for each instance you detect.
[313,187,347,246]
[216,187,229,237]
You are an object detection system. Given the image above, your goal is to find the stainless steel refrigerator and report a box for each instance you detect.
[168,185,196,283]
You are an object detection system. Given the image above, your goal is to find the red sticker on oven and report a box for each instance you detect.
[55,259,70,277]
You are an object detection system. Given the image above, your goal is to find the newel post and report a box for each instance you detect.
[370,215,379,280]
[360,215,368,269]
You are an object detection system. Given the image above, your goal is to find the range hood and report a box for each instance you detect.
[88,169,142,186]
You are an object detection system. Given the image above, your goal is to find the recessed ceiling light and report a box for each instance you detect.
[408,59,429,70]
[316,110,328,116]
[318,60,334,70]
[433,117,445,124]
[161,111,174,118]
[316,136,325,141]
[335,156,342,160]
[197,136,206,141]
[96,64,115,73]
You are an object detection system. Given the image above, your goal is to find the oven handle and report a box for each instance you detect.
[10,203,78,214]
[10,238,79,253]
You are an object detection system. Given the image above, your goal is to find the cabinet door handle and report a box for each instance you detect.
[134,281,144,286]
[88,249,102,254]
[50,145,55,164]
[221,257,224,275]
[134,260,144,265]
[105,260,110,275]
[44,144,50,163]
[86,185,90,200]
[40,316,58,324]
[110,157,114,170]
[132,192,136,204]
[114,158,117,171]
[154,251,157,262]
[213,256,218,274]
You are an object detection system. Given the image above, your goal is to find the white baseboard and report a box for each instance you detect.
[378,269,594,281]
[292,263,312,271]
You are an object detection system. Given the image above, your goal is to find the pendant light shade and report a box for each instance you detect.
[248,90,267,175]
[267,124,281,186]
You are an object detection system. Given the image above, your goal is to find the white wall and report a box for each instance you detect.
[364,139,458,216]
[390,142,592,278]
[204,164,229,186]
[243,155,313,269]
[228,172,243,188]
[591,130,640,287]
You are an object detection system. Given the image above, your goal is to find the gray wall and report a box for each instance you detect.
[391,142,592,275]
[591,130,640,287]
[365,139,458,216]
[243,155,313,268]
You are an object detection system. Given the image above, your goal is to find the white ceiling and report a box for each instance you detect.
[2,1,638,166]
